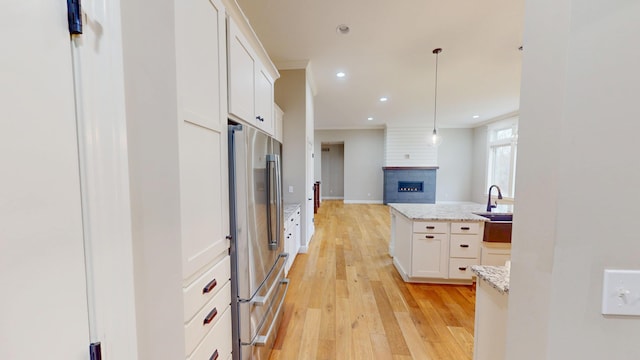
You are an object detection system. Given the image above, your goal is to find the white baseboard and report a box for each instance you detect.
[298,245,309,253]
[343,200,384,204]
[321,196,343,200]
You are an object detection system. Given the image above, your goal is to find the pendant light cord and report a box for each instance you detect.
[432,48,442,134]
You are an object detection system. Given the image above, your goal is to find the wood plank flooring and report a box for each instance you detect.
[270,200,476,360]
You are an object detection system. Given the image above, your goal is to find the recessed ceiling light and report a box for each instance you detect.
[379,97,388,102]
[336,24,350,35]
[367,117,373,121]
[336,72,346,78]
[473,115,480,119]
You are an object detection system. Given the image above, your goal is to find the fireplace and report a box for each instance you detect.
[383,167,437,204]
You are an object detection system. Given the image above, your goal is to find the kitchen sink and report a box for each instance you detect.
[474,212,513,243]
[475,213,513,222]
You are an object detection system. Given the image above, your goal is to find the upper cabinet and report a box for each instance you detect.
[274,104,284,143]
[227,17,277,136]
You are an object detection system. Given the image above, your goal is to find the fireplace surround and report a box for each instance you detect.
[383,167,437,204]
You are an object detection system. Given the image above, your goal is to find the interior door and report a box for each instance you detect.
[0,2,91,359]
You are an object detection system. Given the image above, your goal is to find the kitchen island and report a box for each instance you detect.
[389,203,512,284]
[471,265,510,360]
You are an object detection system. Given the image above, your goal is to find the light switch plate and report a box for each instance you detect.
[602,269,640,316]
[288,186,294,193]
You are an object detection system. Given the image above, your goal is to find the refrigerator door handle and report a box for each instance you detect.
[254,278,289,347]
[266,154,280,250]
[275,154,282,249]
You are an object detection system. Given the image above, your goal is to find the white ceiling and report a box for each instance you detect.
[236,0,525,130]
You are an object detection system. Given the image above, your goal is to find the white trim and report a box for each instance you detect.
[322,196,344,200]
[298,245,309,253]
[70,0,138,356]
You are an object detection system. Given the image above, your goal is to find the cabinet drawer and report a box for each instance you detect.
[448,258,479,280]
[184,255,231,322]
[185,280,231,356]
[413,222,448,234]
[451,222,480,234]
[449,235,481,258]
[186,304,232,360]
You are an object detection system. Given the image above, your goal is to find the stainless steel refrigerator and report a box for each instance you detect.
[228,123,288,360]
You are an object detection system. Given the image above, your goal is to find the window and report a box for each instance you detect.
[487,119,518,198]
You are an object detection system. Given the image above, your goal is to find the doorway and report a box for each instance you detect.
[321,142,344,199]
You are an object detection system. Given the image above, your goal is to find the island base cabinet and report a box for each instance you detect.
[411,233,449,278]
[448,258,477,280]
[480,242,511,266]
[391,208,484,284]
[473,280,508,360]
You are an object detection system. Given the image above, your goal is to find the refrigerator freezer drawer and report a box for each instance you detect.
[240,277,288,359]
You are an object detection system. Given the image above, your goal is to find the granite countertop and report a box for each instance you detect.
[284,203,301,220]
[471,265,510,294]
[388,203,513,222]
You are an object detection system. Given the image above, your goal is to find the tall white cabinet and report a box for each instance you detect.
[126,0,232,358]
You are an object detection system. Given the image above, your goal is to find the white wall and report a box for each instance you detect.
[276,69,315,248]
[471,126,489,204]
[314,129,384,203]
[507,1,640,359]
[435,128,474,202]
[384,126,438,166]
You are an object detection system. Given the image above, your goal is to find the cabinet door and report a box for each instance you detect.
[228,18,256,124]
[255,66,274,134]
[176,0,229,279]
[274,104,284,143]
[411,233,449,278]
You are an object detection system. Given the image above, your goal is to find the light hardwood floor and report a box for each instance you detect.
[270,200,476,360]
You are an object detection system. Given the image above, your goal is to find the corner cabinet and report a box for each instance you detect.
[228,17,275,135]
[391,209,483,284]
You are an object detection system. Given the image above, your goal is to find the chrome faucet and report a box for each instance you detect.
[486,185,503,212]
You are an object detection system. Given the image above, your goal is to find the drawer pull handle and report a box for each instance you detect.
[426,226,435,230]
[425,235,435,239]
[460,244,469,248]
[458,267,467,271]
[203,279,218,294]
[461,226,470,230]
[210,349,219,360]
[203,307,218,325]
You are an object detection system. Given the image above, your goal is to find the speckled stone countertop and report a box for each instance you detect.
[471,265,510,294]
[284,203,300,220]
[388,203,513,222]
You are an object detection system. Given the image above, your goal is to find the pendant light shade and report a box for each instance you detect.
[430,48,443,147]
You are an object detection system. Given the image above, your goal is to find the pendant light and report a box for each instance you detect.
[430,48,443,146]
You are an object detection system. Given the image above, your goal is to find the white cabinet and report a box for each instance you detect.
[480,242,512,266]
[274,104,284,143]
[255,66,274,134]
[176,0,231,357]
[284,205,301,276]
[412,222,449,278]
[228,17,275,135]
[448,223,482,280]
[128,0,233,358]
[391,210,483,284]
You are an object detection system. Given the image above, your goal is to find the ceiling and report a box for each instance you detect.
[236,0,525,130]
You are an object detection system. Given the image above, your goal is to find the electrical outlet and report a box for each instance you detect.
[288,186,294,193]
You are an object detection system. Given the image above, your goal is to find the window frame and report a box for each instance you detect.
[486,118,518,199]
